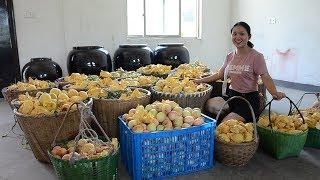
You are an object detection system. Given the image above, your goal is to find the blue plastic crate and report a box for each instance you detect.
[119,114,216,180]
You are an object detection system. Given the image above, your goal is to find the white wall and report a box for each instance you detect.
[13,0,67,74]
[231,0,320,86]
[13,0,231,76]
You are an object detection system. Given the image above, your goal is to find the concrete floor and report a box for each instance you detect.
[0,86,319,180]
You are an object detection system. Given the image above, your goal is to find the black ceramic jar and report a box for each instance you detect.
[113,44,153,71]
[67,46,112,75]
[22,57,62,81]
[153,43,190,68]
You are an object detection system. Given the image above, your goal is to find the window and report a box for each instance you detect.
[127,0,202,38]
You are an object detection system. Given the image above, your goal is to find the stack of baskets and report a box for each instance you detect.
[214,96,259,166]
[257,97,308,159]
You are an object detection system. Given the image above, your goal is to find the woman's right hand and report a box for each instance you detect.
[193,72,221,84]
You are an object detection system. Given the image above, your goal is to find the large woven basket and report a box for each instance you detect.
[2,85,55,109]
[214,96,259,166]
[257,97,308,159]
[92,88,151,138]
[14,98,93,163]
[150,83,212,111]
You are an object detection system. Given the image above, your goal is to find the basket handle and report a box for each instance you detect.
[260,97,293,117]
[296,92,320,108]
[50,101,111,148]
[260,96,305,129]
[216,96,258,143]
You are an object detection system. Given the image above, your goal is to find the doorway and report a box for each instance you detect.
[0,0,20,97]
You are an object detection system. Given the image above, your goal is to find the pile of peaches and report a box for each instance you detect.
[123,100,205,133]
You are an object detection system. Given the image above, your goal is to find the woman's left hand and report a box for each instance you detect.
[272,92,286,100]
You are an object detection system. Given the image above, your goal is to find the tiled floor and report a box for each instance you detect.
[0,86,319,180]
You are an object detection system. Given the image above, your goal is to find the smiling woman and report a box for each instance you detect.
[194,21,285,123]
[231,22,254,49]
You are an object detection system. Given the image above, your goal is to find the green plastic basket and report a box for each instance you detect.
[257,125,308,159]
[305,128,320,148]
[48,103,119,180]
[48,150,118,180]
[295,92,320,148]
[257,96,308,159]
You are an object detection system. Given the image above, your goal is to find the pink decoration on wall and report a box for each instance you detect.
[276,48,292,59]
[271,48,298,81]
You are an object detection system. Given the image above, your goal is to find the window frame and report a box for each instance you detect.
[126,0,202,39]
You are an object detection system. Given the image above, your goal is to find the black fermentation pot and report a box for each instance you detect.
[67,46,112,75]
[22,57,62,81]
[113,44,153,71]
[153,43,190,68]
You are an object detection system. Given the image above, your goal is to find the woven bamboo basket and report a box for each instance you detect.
[13,98,93,163]
[92,88,151,138]
[150,83,212,111]
[214,96,259,166]
[2,84,56,110]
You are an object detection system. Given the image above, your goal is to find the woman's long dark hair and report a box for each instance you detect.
[231,22,254,48]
